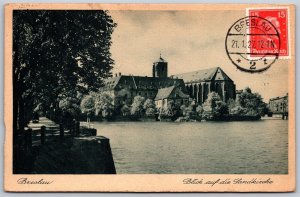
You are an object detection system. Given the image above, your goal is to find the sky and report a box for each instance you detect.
[109,10,289,102]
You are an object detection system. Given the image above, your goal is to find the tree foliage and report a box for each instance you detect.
[130,96,145,116]
[237,87,267,116]
[226,98,236,112]
[59,97,81,118]
[143,99,157,116]
[121,104,131,116]
[160,100,181,119]
[202,92,228,119]
[80,94,96,115]
[196,105,203,116]
[95,93,114,118]
[13,10,116,132]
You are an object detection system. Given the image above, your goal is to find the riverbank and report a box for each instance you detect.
[14,117,116,174]
[85,114,262,123]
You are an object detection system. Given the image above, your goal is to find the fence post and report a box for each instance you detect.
[75,121,80,137]
[24,129,29,151]
[60,124,64,139]
[70,119,75,136]
[27,129,32,149]
[41,126,46,145]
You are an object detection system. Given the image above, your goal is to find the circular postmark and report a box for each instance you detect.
[225,16,281,73]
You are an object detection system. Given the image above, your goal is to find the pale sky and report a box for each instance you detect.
[109,10,289,101]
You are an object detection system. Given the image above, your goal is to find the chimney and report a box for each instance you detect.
[119,72,121,76]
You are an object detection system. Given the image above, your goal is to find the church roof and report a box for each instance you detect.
[101,75,185,91]
[171,67,233,83]
[155,86,189,100]
[155,86,176,100]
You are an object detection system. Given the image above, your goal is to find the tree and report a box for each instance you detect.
[80,95,95,125]
[160,100,181,120]
[237,87,267,116]
[121,104,131,116]
[13,10,116,140]
[196,105,203,117]
[59,97,81,127]
[180,104,188,116]
[202,92,228,119]
[227,98,236,112]
[80,95,95,114]
[59,97,81,117]
[143,99,157,116]
[131,96,145,116]
[94,93,114,118]
[230,106,248,115]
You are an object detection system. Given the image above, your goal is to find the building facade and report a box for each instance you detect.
[100,56,236,108]
[268,94,288,114]
[171,67,236,104]
[100,56,186,108]
[154,86,189,109]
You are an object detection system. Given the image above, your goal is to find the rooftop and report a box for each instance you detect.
[155,86,176,100]
[155,86,189,100]
[171,67,233,83]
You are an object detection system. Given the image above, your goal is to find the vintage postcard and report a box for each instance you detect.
[4,4,295,192]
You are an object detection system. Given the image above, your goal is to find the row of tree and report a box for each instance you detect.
[77,87,268,122]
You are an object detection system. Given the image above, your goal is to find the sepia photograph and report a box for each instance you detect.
[4,3,295,192]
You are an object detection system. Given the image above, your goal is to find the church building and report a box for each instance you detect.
[100,56,187,108]
[100,55,236,108]
[171,67,236,103]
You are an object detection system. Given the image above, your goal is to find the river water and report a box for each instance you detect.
[93,119,288,174]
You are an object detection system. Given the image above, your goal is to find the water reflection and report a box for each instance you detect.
[94,120,288,174]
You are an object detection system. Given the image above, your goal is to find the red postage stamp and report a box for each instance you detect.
[247,8,289,58]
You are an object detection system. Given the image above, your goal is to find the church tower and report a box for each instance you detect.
[152,54,168,78]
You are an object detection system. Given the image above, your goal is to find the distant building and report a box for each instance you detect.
[268,94,288,114]
[155,86,189,109]
[100,56,186,108]
[100,55,236,109]
[171,67,236,103]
